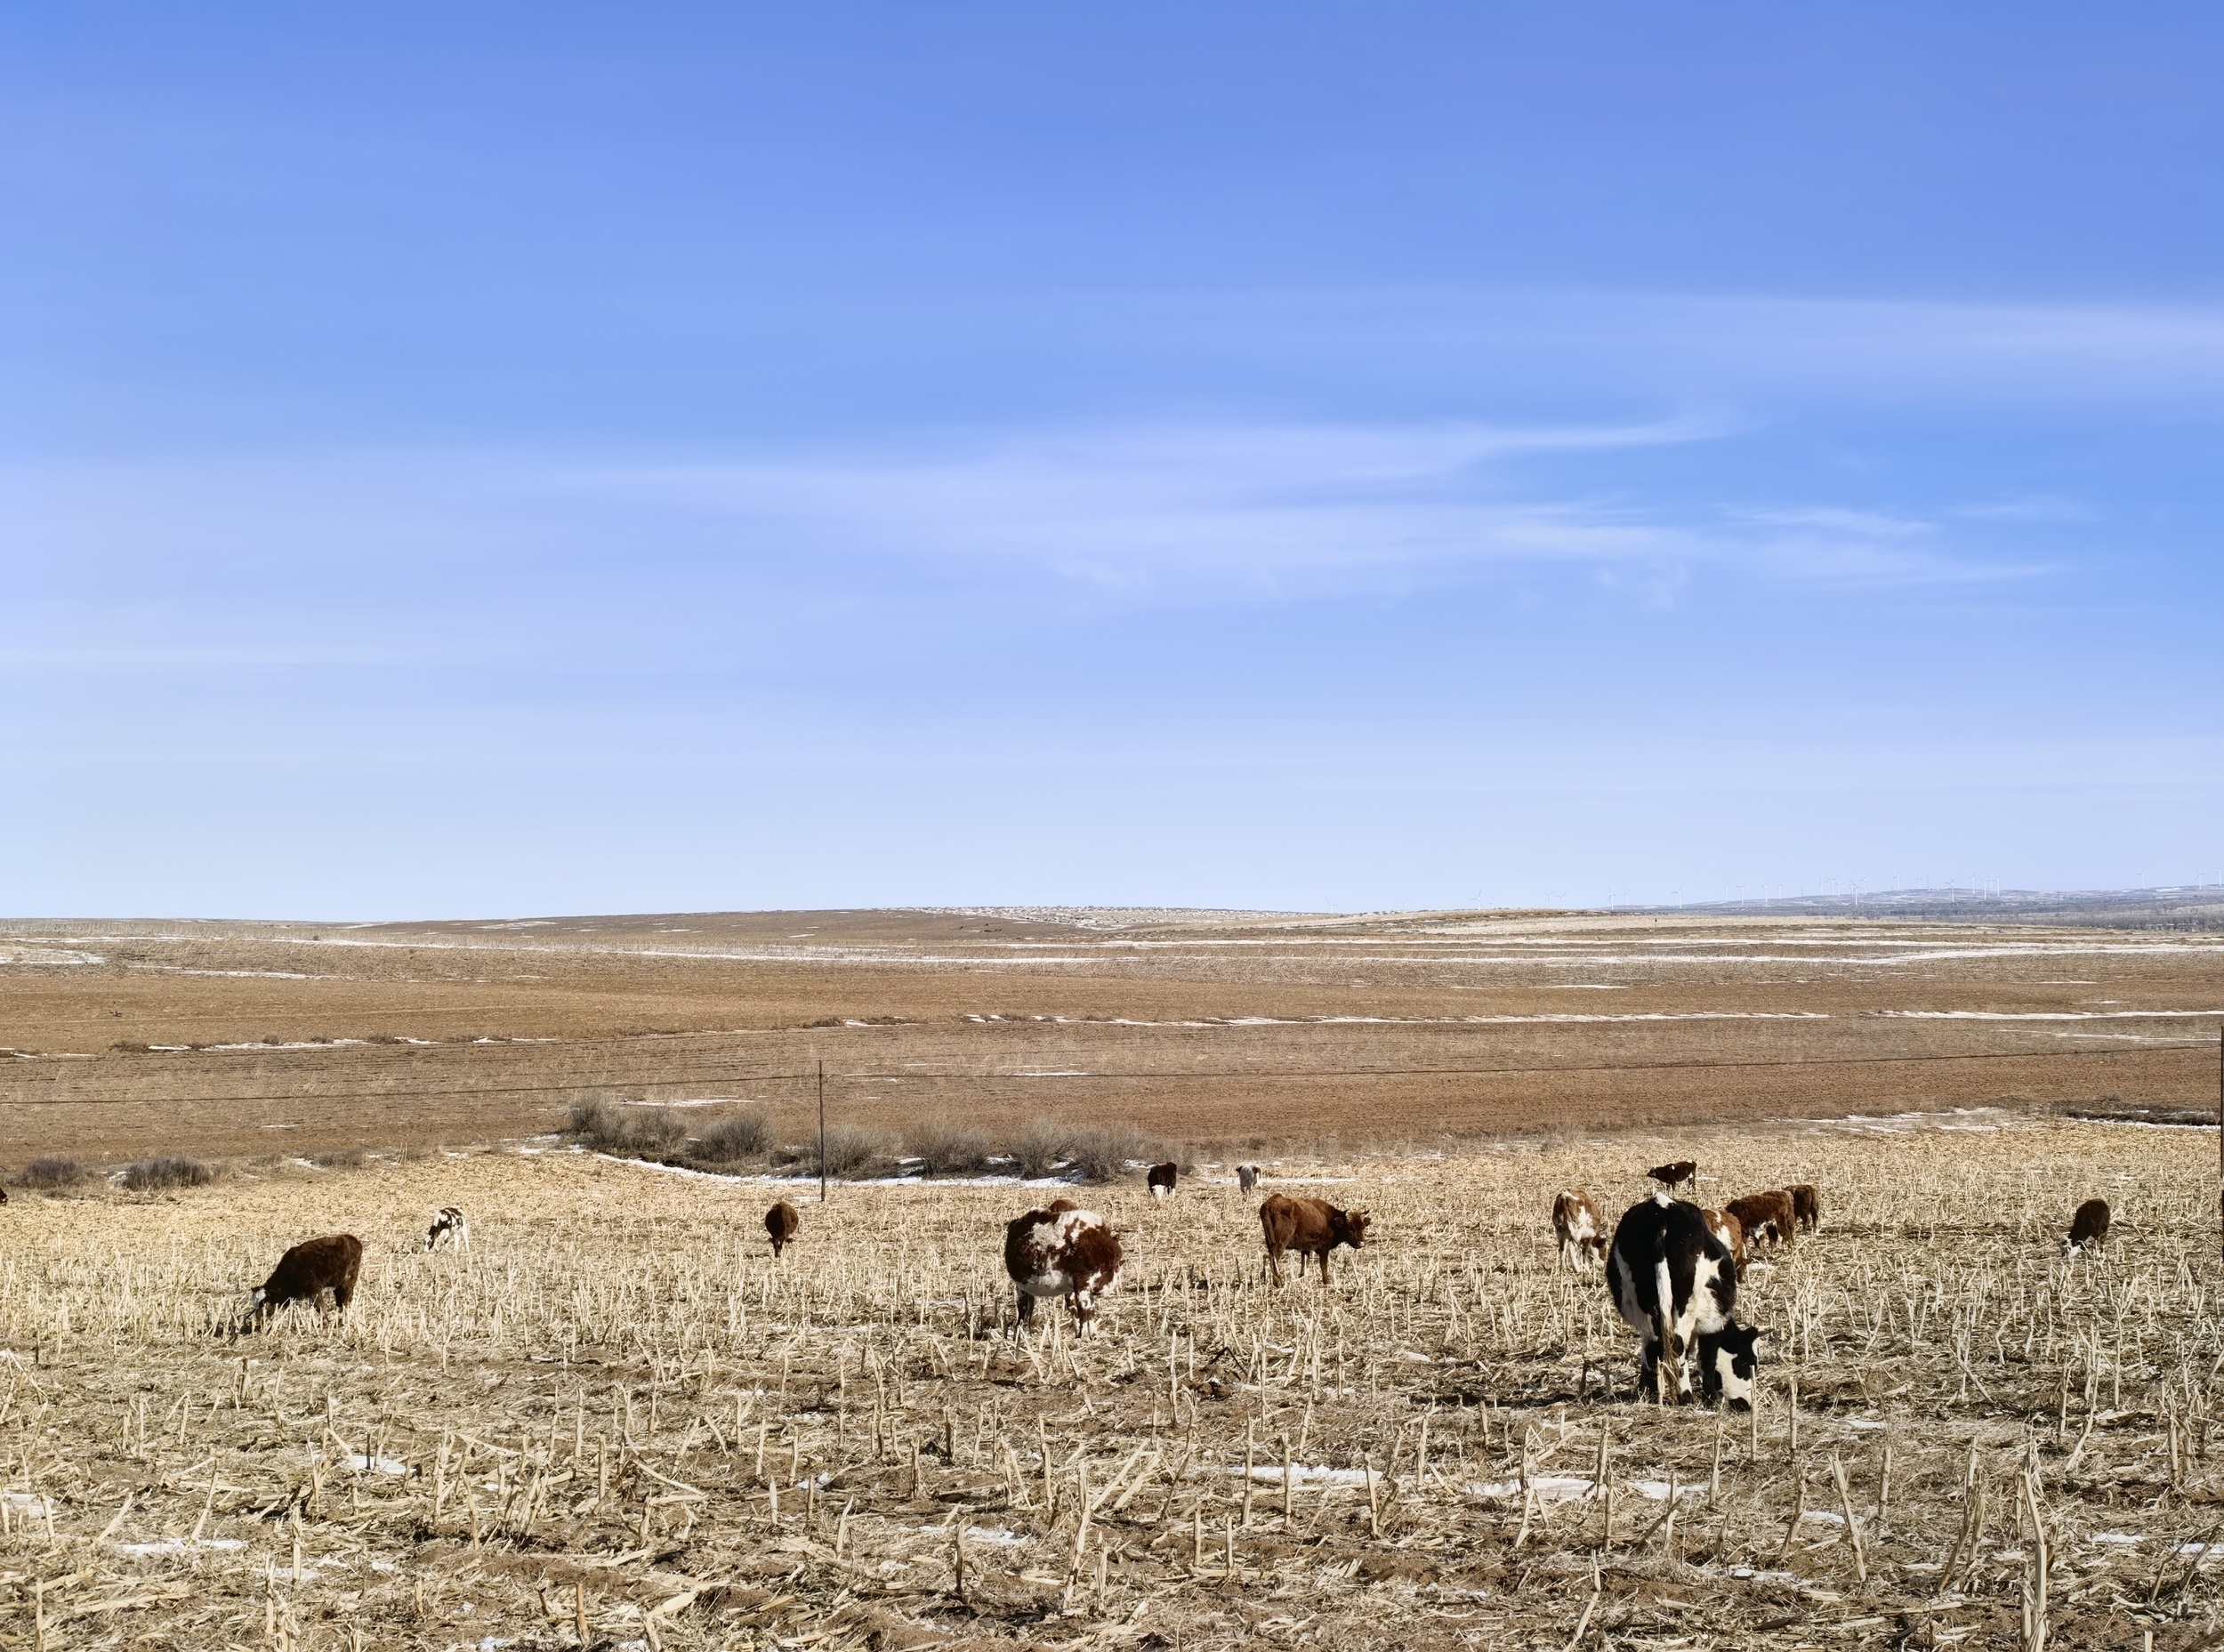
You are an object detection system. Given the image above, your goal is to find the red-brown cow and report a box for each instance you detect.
[1551,1189,1608,1272]
[1147,1162,1179,1199]
[1788,1183,1822,1233]
[245,1234,362,1330]
[1260,1192,1371,1286]
[765,1199,801,1258]
[1648,1160,1698,1193]
[1702,1207,1748,1277]
[1004,1203,1123,1333]
[1724,1190,1795,1248]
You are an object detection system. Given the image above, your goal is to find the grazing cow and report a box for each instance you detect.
[1702,1207,1747,1277]
[245,1234,363,1330]
[765,1199,801,1258]
[1788,1183,1822,1233]
[2063,1197,2111,1254]
[424,1205,469,1252]
[1236,1164,1261,1196]
[1551,1189,1609,1272]
[1004,1203,1123,1333]
[1260,1192,1371,1286]
[1608,1195,1761,1408]
[1724,1190,1796,1248]
[1147,1162,1179,1199]
[1648,1160,1697,1193]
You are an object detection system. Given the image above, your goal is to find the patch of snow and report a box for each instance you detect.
[116,1535,247,1555]
[351,1453,408,1475]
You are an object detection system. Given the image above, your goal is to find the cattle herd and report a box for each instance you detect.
[232,1164,2118,1406]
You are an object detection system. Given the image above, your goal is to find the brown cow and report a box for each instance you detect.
[765,1199,801,1258]
[1004,1203,1123,1333]
[1788,1183,1821,1233]
[1260,1192,1371,1286]
[1147,1162,1179,1199]
[1648,1160,1697,1193]
[246,1234,362,1329]
[1551,1189,1608,1272]
[1702,1207,1747,1277]
[1724,1190,1795,1248]
[2063,1197,2111,1254]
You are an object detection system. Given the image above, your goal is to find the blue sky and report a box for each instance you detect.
[6,5,2222,916]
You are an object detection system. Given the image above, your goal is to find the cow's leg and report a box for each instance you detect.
[1014,1291,1035,1333]
[1317,1247,1332,1285]
[1266,1245,1284,1287]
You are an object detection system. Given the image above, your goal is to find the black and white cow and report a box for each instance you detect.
[424,1205,470,1252]
[1607,1193,1761,1408]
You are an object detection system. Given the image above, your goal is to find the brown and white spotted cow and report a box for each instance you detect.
[1725,1189,1796,1248]
[1551,1189,1609,1272]
[765,1199,801,1258]
[424,1205,470,1252]
[1788,1183,1822,1233]
[242,1234,363,1331]
[1701,1207,1747,1277]
[1236,1164,1261,1196]
[1147,1162,1179,1199]
[1260,1193,1371,1286]
[1608,1194,1761,1408]
[1004,1202,1123,1333]
[2063,1197,2111,1255]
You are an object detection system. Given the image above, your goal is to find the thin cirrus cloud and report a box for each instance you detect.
[578,414,2030,599]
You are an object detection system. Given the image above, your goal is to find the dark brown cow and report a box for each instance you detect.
[1551,1189,1608,1272]
[1260,1192,1371,1286]
[1648,1160,1697,1193]
[1702,1207,1748,1277]
[1005,1202,1123,1333]
[2063,1197,2111,1254]
[1788,1183,1821,1233]
[246,1234,362,1329]
[1724,1190,1795,1248]
[765,1199,801,1258]
[1147,1162,1179,1199]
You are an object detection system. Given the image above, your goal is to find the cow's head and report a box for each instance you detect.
[1335,1209,1372,1249]
[1699,1323,1762,1410]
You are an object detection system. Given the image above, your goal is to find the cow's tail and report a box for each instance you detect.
[1652,1257,1680,1403]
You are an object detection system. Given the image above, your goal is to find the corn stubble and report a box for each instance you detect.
[0,1120,2216,1650]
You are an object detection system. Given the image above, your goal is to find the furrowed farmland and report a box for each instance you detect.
[0,909,2218,1649]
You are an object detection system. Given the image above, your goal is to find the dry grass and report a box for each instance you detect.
[0,1117,2216,1648]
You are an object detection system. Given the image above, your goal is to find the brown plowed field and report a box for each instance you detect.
[2,907,2219,1163]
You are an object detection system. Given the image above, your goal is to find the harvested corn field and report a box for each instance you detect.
[0,1116,2218,1649]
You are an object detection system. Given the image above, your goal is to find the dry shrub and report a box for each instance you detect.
[122,1156,216,1191]
[568,1096,688,1159]
[692,1110,773,1164]
[1064,1120,1161,1183]
[813,1122,890,1178]
[1008,1116,1071,1180]
[907,1116,994,1175]
[310,1148,366,1170]
[20,1155,89,1189]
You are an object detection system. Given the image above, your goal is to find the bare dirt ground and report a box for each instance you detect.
[0,1118,2217,1649]
[2,908,2219,1164]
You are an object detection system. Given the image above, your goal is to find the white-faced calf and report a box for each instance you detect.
[2063,1197,2110,1254]
[1608,1195,1761,1408]
[1551,1189,1608,1272]
[1004,1201,1123,1333]
[1236,1164,1261,1195]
